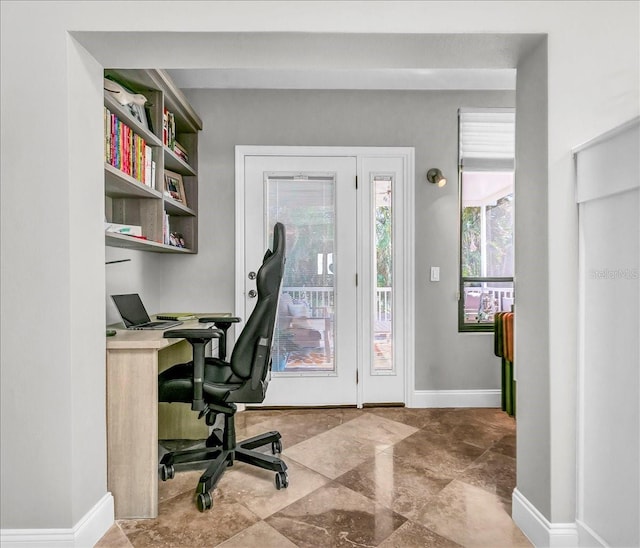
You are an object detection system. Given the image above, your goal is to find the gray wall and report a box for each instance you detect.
[1,18,107,529]
[514,39,552,519]
[149,88,514,392]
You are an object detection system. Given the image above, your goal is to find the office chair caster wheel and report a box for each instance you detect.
[271,439,283,454]
[274,471,289,490]
[160,464,175,481]
[197,492,213,512]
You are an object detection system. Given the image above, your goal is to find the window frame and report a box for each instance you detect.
[457,108,515,333]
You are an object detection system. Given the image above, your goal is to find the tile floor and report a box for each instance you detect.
[96,407,531,547]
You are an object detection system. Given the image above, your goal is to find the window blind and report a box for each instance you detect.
[459,108,515,171]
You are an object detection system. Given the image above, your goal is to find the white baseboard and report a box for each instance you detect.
[0,492,114,548]
[512,488,578,547]
[576,520,607,547]
[410,389,501,408]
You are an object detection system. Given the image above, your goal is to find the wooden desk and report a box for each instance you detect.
[106,318,221,519]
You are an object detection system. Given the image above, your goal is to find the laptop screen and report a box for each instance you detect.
[112,294,152,327]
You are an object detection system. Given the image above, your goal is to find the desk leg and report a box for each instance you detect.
[107,349,158,519]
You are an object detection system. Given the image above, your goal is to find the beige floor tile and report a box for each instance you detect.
[335,451,452,518]
[377,520,462,548]
[118,488,259,547]
[385,429,486,477]
[419,419,509,450]
[95,524,133,547]
[266,482,406,548]
[443,408,516,432]
[458,449,517,501]
[215,520,298,548]
[283,427,383,478]
[365,406,450,429]
[410,480,532,548]
[217,455,330,518]
[491,433,517,458]
[333,412,419,448]
[240,408,347,448]
[157,468,202,503]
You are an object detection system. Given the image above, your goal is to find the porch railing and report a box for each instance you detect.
[282,286,392,321]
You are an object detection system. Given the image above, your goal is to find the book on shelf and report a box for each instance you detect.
[104,106,153,186]
[172,141,189,164]
[163,212,170,245]
[155,313,197,321]
[144,145,153,187]
[163,108,176,148]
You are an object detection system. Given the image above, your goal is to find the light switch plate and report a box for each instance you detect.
[430,266,440,282]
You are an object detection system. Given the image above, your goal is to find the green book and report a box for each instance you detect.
[155,313,196,321]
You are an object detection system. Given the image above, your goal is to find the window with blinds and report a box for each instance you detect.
[458,108,515,331]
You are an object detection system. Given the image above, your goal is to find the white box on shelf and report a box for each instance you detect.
[105,222,142,236]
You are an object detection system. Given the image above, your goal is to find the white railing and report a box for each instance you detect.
[282,287,333,317]
[376,287,392,321]
[282,286,392,321]
[463,285,514,321]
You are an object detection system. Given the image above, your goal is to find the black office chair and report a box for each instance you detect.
[158,222,288,512]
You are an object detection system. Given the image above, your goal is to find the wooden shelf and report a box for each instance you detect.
[164,147,196,176]
[164,196,195,216]
[105,163,161,199]
[105,232,194,253]
[149,69,202,133]
[104,69,201,253]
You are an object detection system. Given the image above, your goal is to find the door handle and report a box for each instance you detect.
[248,271,257,280]
[248,290,257,298]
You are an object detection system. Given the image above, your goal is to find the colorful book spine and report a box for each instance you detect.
[103,109,154,185]
[163,108,169,146]
[144,145,152,187]
[163,108,177,149]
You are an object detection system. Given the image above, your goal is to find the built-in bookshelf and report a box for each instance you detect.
[103,69,202,253]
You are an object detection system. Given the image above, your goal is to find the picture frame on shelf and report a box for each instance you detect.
[164,170,186,204]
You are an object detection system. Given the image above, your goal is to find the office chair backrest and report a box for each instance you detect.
[229,222,286,382]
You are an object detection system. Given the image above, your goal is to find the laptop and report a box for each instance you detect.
[112,293,183,330]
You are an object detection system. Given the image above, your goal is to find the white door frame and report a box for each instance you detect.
[235,146,415,407]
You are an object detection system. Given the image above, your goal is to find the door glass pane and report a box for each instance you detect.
[373,175,393,373]
[267,174,335,374]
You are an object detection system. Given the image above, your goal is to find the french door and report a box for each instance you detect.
[236,147,414,407]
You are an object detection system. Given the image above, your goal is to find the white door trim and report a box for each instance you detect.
[236,146,415,407]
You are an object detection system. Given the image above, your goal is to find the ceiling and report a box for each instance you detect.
[75,32,544,91]
[166,67,516,90]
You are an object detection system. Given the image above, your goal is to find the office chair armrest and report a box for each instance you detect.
[198,316,241,324]
[198,317,242,360]
[164,328,223,412]
[163,328,223,340]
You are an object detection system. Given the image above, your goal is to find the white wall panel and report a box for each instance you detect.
[576,119,639,547]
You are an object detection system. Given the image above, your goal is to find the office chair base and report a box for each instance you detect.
[159,430,288,512]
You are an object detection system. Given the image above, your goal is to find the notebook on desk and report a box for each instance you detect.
[111,293,183,330]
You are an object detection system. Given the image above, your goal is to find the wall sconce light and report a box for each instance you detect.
[427,168,447,187]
